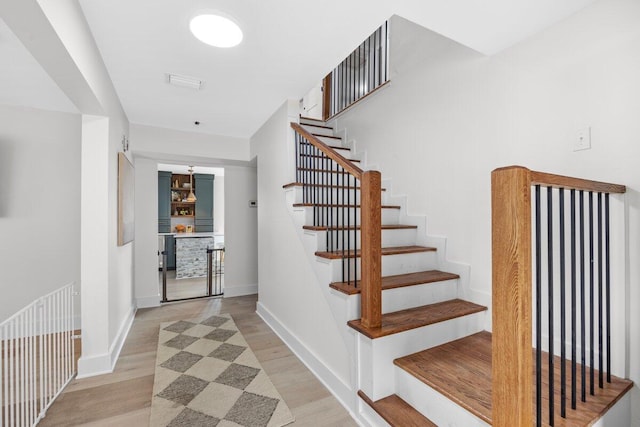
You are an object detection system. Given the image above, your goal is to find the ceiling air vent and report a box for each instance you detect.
[166,73,204,90]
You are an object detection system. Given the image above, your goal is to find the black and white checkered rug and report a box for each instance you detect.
[150,314,295,427]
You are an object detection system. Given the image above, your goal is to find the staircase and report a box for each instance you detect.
[283,116,632,426]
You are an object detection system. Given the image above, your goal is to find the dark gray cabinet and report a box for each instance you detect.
[165,235,176,269]
[158,171,172,233]
[194,174,214,232]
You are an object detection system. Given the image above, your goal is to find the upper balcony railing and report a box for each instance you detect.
[322,21,389,120]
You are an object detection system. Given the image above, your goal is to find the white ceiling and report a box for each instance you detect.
[2,0,597,139]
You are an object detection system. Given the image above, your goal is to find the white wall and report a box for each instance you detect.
[249,100,353,398]
[133,157,160,308]
[333,3,640,423]
[0,105,81,322]
[214,175,225,233]
[131,124,249,163]
[223,167,258,296]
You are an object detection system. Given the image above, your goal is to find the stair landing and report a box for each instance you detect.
[394,331,633,426]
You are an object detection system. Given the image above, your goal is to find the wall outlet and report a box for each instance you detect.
[574,127,591,151]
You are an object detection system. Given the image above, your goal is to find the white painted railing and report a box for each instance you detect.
[1,283,77,426]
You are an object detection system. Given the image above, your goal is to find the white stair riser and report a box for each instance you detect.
[298,206,400,227]
[358,311,486,401]
[299,118,325,126]
[345,279,459,318]
[382,279,458,313]
[294,171,360,187]
[290,186,387,206]
[358,401,393,427]
[301,124,335,136]
[324,251,439,282]
[313,228,417,251]
[395,368,489,427]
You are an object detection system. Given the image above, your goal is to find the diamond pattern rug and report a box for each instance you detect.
[150,314,295,427]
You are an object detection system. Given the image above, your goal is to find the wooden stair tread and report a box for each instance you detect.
[316,245,434,260]
[294,203,400,209]
[304,224,415,232]
[394,331,633,426]
[330,270,458,295]
[283,182,386,191]
[299,116,326,123]
[358,390,436,427]
[347,299,486,339]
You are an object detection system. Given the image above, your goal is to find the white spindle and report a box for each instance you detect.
[0,284,76,426]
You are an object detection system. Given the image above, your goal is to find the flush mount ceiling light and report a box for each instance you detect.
[190,14,243,48]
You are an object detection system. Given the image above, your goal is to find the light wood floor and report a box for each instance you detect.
[38,295,357,426]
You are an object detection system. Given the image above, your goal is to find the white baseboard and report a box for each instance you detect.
[256,301,359,422]
[224,283,258,298]
[136,295,161,308]
[77,304,136,378]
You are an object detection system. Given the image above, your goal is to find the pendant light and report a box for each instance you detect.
[186,166,197,202]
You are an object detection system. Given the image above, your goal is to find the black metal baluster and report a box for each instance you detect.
[559,188,567,418]
[589,191,594,396]
[384,21,389,82]
[535,185,542,427]
[354,176,359,288]
[605,193,611,382]
[597,192,603,388]
[571,189,577,409]
[314,146,319,226]
[347,170,351,286]
[547,186,554,426]
[341,167,346,284]
[580,190,586,402]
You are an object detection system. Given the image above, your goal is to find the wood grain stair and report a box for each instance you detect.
[358,390,436,427]
[315,245,434,260]
[347,299,486,339]
[330,270,458,295]
[394,331,633,426]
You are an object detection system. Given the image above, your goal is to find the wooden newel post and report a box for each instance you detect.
[360,170,382,329]
[491,166,533,426]
[322,73,332,121]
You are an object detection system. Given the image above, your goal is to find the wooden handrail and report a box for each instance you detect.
[292,122,382,329]
[491,165,625,426]
[494,165,627,194]
[291,123,363,178]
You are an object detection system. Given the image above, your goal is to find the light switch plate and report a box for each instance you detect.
[574,127,591,151]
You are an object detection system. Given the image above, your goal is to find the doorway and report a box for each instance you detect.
[157,164,225,302]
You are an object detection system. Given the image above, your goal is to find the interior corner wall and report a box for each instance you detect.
[214,175,225,233]
[249,100,352,397]
[0,105,81,323]
[334,3,640,423]
[133,157,160,308]
[222,166,257,297]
